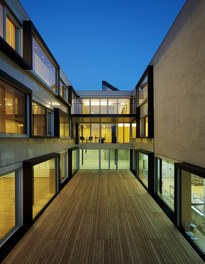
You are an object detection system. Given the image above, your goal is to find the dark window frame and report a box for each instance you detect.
[136,65,154,138]
[0,69,31,137]
[136,149,154,194]
[54,108,70,138]
[0,3,29,69]
[175,162,205,260]
[23,21,59,94]
[23,153,59,226]
[32,100,54,138]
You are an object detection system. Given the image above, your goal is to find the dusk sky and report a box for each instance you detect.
[20,0,186,91]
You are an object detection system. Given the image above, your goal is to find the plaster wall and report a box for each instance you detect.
[151,0,205,167]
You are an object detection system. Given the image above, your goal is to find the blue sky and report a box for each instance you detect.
[20,0,186,91]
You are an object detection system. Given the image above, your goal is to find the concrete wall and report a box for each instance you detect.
[151,0,205,167]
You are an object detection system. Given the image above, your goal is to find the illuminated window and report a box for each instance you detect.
[82,99,90,114]
[136,65,153,138]
[117,123,130,143]
[132,123,136,138]
[32,101,53,136]
[100,99,108,114]
[33,158,56,218]
[91,99,100,114]
[6,16,16,49]
[108,99,117,114]
[118,99,130,114]
[60,80,69,102]
[0,80,26,135]
[60,112,69,138]
[32,37,57,92]
[0,171,16,240]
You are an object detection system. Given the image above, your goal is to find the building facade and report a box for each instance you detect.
[0,0,205,261]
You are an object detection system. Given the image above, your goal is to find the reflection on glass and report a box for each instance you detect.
[80,149,99,169]
[132,123,136,138]
[60,152,68,183]
[72,149,77,174]
[140,116,148,137]
[138,76,148,106]
[82,99,89,114]
[118,99,130,114]
[6,16,16,50]
[181,171,205,253]
[0,3,3,37]
[32,102,46,136]
[124,123,130,143]
[118,150,130,169]
[33,159,56,218]
[101,99,108,114]
[0,80,25,134]
[140,102,148,117]
[118,124,123,143]
[101,149,109,169]
[0,172,16,239]
[32,37,56,92]
[158,159,174,211]
[108,99,117,114]
[101,124,112,143]
[138,153,148,187]
[91,99,99,114]
[60,113,69,138]
[60,80,68,101]
[110,150,117,169]
[91,124,100,143]
[79,123,90,142]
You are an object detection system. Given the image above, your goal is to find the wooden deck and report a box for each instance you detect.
[3,170,203,264]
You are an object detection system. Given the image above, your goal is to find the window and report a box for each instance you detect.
[60,80,69,102]
[177,163,205,255]
[137,76,148,106]
[101,124,112,143]
[80,149,99,169]
[6,16,16,50]
[118,99,130,114]
[72,149,78,175]
[82,99,89,114]
[156,158,175,211]
[32,37,57,92]
[108,99,117,114]
[138,153,148,187]
[33,158,57,218]
[32,101,53,136]
[60,151,68,183]
[0,168,21,241]
[118,150,130,169]
[140,116,148,137]
[91,99,100,114]
[100,99,108,114]
[132,123,136,138]
[136,65,153,138]
[0,2,21,53]
[117,123,130,143]
[0,3,22,54]
[0,80,26,135]
[60,112,69,138]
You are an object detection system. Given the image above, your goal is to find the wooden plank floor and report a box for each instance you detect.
[2,170,203,264]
